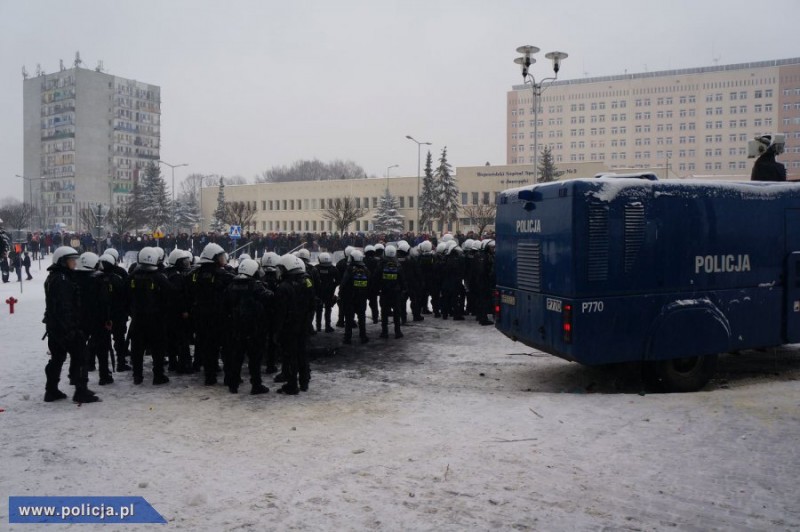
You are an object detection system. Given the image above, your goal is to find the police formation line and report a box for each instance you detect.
[42,235,496,404]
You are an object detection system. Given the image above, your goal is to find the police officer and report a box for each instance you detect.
[462,239,476,316]
[751,135,787,182]
[189,243,234,385]
[222,259,273,395]
[335,246,354,328]
[274,254,308,395]
[396,241,423,323]
[74,252,113,385]
[416,240,436,316]
[99,248,131,371]
[441,240,466,320]
[165,249,194,374]
[364,245,380,323]
[0,219,10,283]
[373,244,405,339]
[260,252,283,374]
[315,252,339,333]
[340,249,370,344]
[128,247,175,385]
[474,239,496,325]
[43,246,100,403]
[295,248,320,335]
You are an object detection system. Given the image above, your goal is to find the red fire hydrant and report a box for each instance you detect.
[6,297,18,314]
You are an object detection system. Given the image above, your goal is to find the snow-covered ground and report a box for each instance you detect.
[1,258,799,531]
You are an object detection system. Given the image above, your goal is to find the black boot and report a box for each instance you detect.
[73,388,100,403]
[44,389,68,402]
[250,383,270,395]
[99,374,114,385]
[273,372,287,383]
[133,374,144,385]
[116,362,131,372]
[153,374,170,385]
[277,384,299,395]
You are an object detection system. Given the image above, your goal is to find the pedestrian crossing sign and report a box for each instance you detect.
[229,225,242,239]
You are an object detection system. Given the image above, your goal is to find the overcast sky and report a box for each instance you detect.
[1,0,799,200]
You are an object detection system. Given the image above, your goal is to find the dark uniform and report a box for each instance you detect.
[335,254,349,327]
[104,262,130,371]
[441,248,466,320]
[751,149,787,182]
[189,263,234,385]
[340,260,371,344]
[43,259,98,402]
[275,270,304,394]
[364,249,381,323]
[373,255,405,339]
[128,266,175,384]
[222,275,273,394]
[74,267,112,384]
[418,250,438,316]
[165,261,193,374]
[314,261,339,333]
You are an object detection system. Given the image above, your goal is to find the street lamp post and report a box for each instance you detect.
[405,135,432,233]
[385,164,399,189]
[158,160,188,236]
[514,46,568,182]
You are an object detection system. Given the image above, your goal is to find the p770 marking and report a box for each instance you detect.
[581,301,604,313]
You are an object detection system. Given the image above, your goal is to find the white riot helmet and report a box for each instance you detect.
[350,249,365,263]
[364,245,376,254]
[463,239,474,251]
[441,233,454,243]
[52,246,80,266]
[261,252,281,268]
[384,245,397,258]
[482,239,496,250]
[99,253,117,268]
[200,243,226,264]
[471,240,482,251]
[435,242,448,254]
[77,252,100,271]
[397,240,410,253]
[104,248,120,263]
[239,253,252,262]
[138,247,160,268]
[295,248,310,261]
[374,243,385,253]
[280,254,305,275]
[344,246,354,258]
[445,240,458,254]
[238,259,260,278]
[168,248,189,266]
[154,246,166,265]
[419,240,433,253]
[318,252,332,265]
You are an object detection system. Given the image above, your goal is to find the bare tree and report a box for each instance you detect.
[107,202,138,234]
[256,159,368,183]
[0,201,36,237]
[223,201,257,231]
[461,203,496,237]
[322,197,368,234]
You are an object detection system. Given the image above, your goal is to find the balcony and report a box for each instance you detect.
[41,131,75,141]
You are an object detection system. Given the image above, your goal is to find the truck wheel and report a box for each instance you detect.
[649,354,718,392]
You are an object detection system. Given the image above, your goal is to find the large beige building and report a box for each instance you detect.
[507,57,800,180]
[200,162,609,234]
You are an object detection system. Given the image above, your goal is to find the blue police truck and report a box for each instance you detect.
[494,177,800,391]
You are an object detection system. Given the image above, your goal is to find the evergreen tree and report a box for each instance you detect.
[538,145,565,183]
[139,162,171,230]
[128,180,148,229]
[174,198,199,233]
[211,177,226,232]
[434,146,459,231]
[372,188,405,233]
[419,151,437,231]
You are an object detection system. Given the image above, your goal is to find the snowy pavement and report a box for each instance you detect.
[1,261,799,531]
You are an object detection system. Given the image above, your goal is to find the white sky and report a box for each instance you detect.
[1,0,799,200]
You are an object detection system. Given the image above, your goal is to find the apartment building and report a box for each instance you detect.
[507,57,800,180]
[22,61,160,229]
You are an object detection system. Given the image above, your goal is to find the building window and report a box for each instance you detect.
[408,196,414,209]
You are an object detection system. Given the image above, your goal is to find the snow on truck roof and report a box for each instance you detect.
[500,178,800,204]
